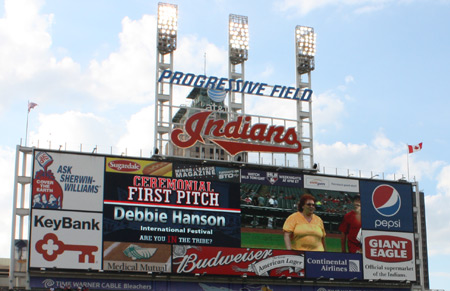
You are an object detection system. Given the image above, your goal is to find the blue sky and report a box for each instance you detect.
[1,0,450,289]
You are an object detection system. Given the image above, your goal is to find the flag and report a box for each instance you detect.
[408,142,423,154]
[28,102,38,112]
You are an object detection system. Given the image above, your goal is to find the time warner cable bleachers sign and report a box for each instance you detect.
[158,69,313,100]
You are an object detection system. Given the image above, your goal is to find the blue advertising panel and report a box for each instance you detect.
[30,277,410,291]
[305,251,363,280]
[360,181,414,232]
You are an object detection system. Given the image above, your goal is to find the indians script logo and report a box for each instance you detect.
[372,184,401,217]
[171,111,302,155]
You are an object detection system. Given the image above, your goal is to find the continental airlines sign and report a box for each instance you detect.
[171,111,302,155]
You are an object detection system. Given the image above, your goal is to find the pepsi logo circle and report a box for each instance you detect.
[372,184,401,217]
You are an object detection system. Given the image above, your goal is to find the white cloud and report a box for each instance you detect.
[276,0,398,16]
[313,90,346,132]
[175,35,228,76]
[29,111,116,151]
[426,165,450,255]
[87,15,156,105]
[315,131,407,177]
[0,146,15,257]
[345,75,354,84]
[115,106,155,157]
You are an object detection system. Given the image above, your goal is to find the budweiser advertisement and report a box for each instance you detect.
[362,230,416,281]
[172,245,305,278]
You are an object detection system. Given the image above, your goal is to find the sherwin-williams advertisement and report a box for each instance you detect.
[32,151,105,212]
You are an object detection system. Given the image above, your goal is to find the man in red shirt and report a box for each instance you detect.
[339,196,362,253]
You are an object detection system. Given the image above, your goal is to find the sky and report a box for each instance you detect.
[1,0,450,289]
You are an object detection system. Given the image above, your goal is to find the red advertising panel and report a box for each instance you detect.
[362,230,416,281]
[172,245,305,278]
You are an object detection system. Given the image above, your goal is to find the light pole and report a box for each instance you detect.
[154,2,178,156]
[228,14,249,162]
[295,26,316,168]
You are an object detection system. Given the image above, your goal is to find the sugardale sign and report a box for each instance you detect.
[171,111,302,155]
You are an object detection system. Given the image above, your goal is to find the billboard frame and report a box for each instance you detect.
[9,145,428,290]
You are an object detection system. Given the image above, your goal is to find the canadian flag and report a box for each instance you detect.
[408,142,423,154]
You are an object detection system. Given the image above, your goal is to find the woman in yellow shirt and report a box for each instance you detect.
[283,194,326,251]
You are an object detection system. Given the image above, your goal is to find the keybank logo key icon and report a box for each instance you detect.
[372,184,401,217]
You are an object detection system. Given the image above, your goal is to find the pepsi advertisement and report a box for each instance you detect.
[360,181,414,232]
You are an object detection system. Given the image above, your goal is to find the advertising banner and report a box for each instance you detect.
[360,181,414,232]
[362,230,416,281]
[32,151,105,212]
[241,169,302,187]
[304,175,359,193]
[106,157,172,176]
[173,163,240,183]
[103,241,171,273]
[172,245,305,278]
[29,209,103,270]
[30,276,154,291]
[103,159,241,247]
[30,277,411,291]
[305,252,362,280]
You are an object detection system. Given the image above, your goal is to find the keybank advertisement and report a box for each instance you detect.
[29,209,103,270]
[103,162,241,247]
[362,230,416,281]
[305,252,362,280]
[360,181,414,232]
[32,151,105,212]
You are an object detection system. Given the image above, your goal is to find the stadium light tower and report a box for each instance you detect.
[154,3,178,157]
[295,26,316,169]
[228,14,249,162]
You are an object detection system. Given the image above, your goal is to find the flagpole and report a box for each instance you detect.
[406,145,410,181]
[25,101,30,147]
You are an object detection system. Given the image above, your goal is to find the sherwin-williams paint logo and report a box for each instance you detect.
[372,184,401,217]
